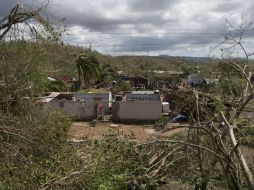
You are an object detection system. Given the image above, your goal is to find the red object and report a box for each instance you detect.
[98,104,104,112]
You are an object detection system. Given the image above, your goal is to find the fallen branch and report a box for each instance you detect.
[38,167,90,190]
[221,111,254,190]
[136,140,223,159]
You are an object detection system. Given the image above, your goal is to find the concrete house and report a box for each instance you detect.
[73,92,112,113]
[43,92,112,120]
[112,91,162,123]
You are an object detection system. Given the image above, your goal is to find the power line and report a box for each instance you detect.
[73,42,247,48]
[64,29,254,36]
[4,30,253,38]
[65,32,228,35]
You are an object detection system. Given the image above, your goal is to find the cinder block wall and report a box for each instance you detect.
[73,93,112,113]
[112,101,162,122]
[45,100,97,120]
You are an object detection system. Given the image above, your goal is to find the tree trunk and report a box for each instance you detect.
[221,112,254,190]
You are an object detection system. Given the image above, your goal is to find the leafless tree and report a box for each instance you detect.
[0,1,63,41]
[136,20,254,189]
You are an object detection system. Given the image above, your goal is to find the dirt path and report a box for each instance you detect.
[68,122,187,141]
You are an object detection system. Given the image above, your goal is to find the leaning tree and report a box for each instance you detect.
[76,53,101,89]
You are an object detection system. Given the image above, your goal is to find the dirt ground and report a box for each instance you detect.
[68,121,187,141]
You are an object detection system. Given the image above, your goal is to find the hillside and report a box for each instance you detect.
[25,43,209,78]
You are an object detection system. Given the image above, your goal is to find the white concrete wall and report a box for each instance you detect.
[112,101,162,122]
[45,100,97,120]
[73,92,111,113]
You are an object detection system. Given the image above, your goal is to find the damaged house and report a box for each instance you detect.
[187,73,219,88]
[42,92,112,120]
[112,91,162,123]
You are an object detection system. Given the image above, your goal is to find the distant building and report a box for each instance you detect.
[187,73,205,87]
[51,75,73,83]
[187,73,219,88]
[118,73,149,89]
[148,70,184,75]
[48,75,80,91]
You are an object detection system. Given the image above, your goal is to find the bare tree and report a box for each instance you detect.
[136,20,254,190]
[0,1,62,41]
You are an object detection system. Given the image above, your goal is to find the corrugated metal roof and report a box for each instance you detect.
[44,92,60,103]
[131,91,155,94]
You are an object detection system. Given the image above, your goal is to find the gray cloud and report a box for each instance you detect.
[213,1,243,13]
[127,0,176,12]
[45,1,172,31]
[1,0,254,57]
[0,0,17,17]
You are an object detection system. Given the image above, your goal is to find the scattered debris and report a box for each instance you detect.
[170,114,188,123]
[89,119,97,127]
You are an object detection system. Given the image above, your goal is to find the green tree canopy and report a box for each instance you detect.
[101,63,118,83]
[76,53,101,88]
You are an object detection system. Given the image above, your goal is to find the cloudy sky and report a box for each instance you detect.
[1,0,254,57]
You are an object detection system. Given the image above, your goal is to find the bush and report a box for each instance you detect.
[117,81,133,92]
[39,132,157,190]
[45,80,69,92]
[0,103,83,189]
[66,133,157,190]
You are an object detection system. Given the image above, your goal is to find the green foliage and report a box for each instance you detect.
[84,134,156,190]
[45,80,69,92]
[219,77,246,97]
[181,63,198,76]
[42,134,157,190]
[76,53,101,88]
[117,81,133,92]
[100,56,187,74]
[240,127,254,147]
[158,115,169,126]
[0,42,48,96]
[0,103,83,190]
[0,40,83,189]
[100,63,118,84]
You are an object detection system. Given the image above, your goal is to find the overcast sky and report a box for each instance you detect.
[1,0,254,57]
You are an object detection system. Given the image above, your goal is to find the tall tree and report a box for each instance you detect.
[76,53,101,88]
[101,63,117,83]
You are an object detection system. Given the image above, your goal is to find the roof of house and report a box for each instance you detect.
[131,91,156,94]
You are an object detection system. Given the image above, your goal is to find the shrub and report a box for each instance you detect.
[0,103,83,189]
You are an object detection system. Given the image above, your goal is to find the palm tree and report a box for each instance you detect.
[76,53,101,88]
[101,64,118,83]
